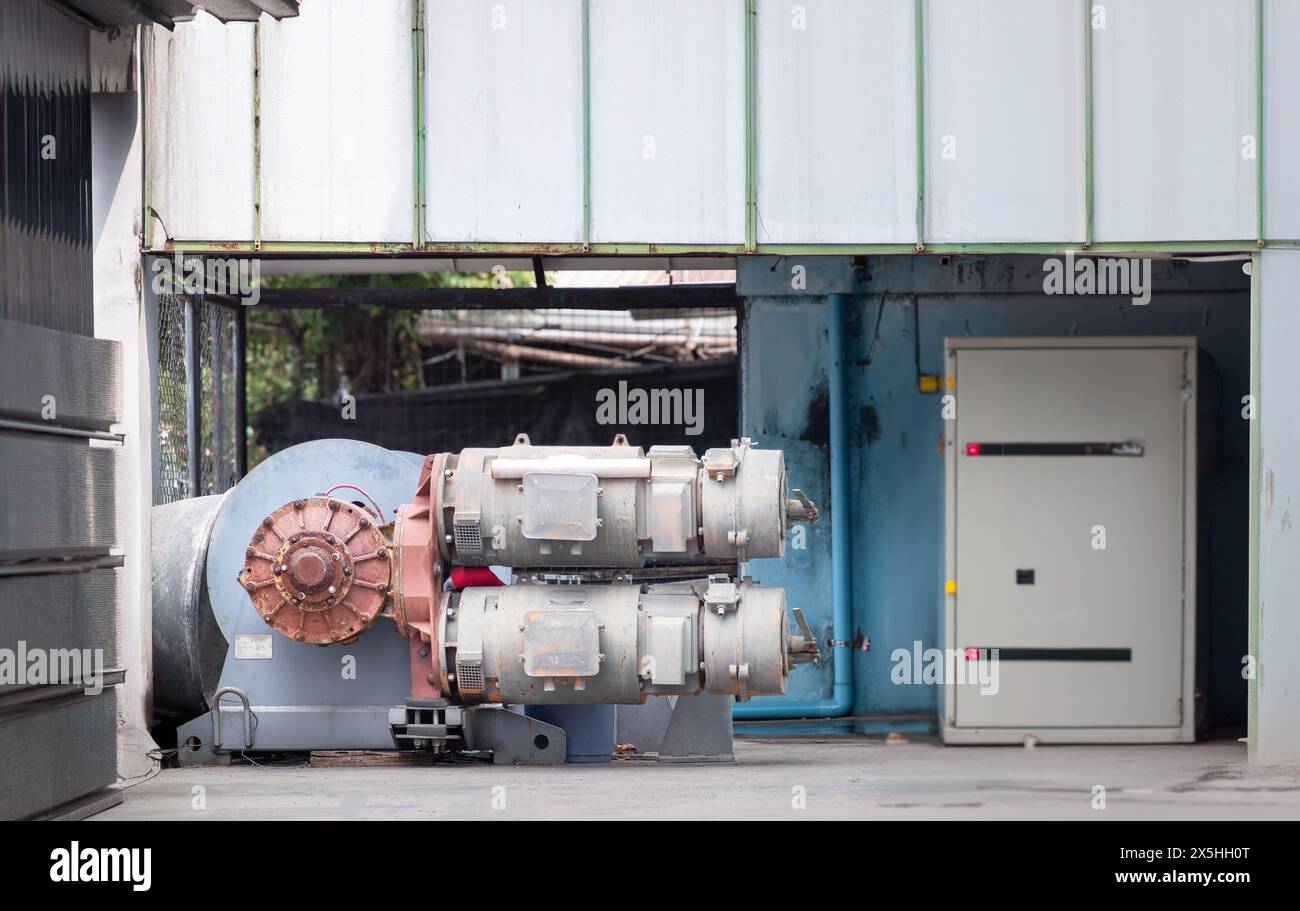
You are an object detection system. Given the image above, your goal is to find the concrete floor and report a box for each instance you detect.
[96,736,1300,821]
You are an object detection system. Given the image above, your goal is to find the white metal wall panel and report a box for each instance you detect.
[1258,250,1300,760]
[260,0,414,243]
[1264,0,1300,240]
[145,12,255,242]
[589,0,745,244]
[426,0,584,243]
[1093,0,1256,242]
[924,0,1084,243]
[755,0,915,244]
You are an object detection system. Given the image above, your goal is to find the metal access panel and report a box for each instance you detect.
[943,337,1196,744]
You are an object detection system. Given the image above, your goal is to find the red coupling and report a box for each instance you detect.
[450,566,504,589]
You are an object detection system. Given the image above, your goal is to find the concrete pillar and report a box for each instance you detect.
[92,70,158,775]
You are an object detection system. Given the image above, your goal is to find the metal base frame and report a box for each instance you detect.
[616,693,736,763]
[175,696,735,765]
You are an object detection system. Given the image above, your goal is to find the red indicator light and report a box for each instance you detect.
[965,443,981,457]
[964,647,980,662]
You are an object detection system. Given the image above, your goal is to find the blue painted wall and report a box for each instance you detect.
[740,255,1250,726]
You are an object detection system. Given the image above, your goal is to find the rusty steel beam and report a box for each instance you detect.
[218,284,738,312]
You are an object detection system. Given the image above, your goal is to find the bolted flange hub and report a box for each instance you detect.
[238,496,392,644]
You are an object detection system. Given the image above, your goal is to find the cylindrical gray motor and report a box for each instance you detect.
[433,435,816,569]
[438,578,789,705]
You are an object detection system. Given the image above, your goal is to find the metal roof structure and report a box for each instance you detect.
[46,0,297,30]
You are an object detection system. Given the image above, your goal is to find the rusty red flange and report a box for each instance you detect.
[393,453,446,699]
[238,497,391,644]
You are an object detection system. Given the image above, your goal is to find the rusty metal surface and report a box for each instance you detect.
[238,496,391,645]
[395,453,444,699]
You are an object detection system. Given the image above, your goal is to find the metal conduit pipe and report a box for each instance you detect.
[734,293,855,720]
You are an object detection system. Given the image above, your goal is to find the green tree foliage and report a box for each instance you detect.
[244,269,533,465]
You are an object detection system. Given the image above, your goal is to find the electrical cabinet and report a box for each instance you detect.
[943,338,1196,744]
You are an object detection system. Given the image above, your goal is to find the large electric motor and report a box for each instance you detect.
[236,436,818,707]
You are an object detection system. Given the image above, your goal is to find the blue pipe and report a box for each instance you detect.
[734,293,855,720]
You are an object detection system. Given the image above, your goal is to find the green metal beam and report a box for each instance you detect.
[1256,0,1265,246]
[1248,250,1261,759]
[253,19,263,250]
[914,0,925,251]
[413,0,427,247]
[582,0,592,249]
[745,0,757,251]
[1083,0,1094,247]
[159,239,1269,256]
[141,27,153,250]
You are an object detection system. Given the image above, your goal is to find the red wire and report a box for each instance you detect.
[323,484,387,523]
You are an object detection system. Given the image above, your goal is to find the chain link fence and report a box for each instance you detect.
[153,291,242,505]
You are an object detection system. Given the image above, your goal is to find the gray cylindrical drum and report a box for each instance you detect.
[150,494,228,738]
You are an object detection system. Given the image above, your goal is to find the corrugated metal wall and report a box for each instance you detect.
[0,0,94,332]
[142,0,1284,251]
[0,0,122,820]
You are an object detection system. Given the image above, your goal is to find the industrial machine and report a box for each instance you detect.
[154,435,818,764]
[943,337,1197,744]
